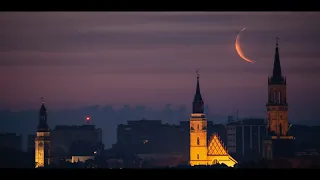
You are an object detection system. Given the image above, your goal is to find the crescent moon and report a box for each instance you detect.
[235,28,255,63]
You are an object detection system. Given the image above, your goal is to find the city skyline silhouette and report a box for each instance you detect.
[1,12,320,152]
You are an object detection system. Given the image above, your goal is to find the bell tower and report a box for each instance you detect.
[35,97,51,168]
[263,38,294,160]
[266,38,289,136]
[189,71,208,166]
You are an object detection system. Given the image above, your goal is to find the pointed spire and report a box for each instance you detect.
[271,37,284,83]
[194,70,203,102]
[196,70,201,94]
[192,70,204,114]
[40,97,47,112]
[38,97,49,132]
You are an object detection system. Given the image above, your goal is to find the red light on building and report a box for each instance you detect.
[85,116,91,124]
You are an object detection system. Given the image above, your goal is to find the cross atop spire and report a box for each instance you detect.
[196,69,199,79]
[41,97,44,104]
[276,37,279,48]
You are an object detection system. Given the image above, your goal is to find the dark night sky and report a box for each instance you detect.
[1,12,320,121]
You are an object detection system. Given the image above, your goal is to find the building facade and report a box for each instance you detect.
[226,118,267,161]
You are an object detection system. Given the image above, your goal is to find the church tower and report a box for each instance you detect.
[263,39,294,159]
[35,98,51,168]
[189,71,208,166]
[266,38,289,136]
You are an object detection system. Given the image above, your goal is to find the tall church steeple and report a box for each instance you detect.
[189,71,208,166]
[35,97,51,168]
[266,37,289,136]
[270,37,285,84]
[193,71,204,114]
[263,38,294,160]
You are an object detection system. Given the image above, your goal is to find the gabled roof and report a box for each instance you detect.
[207,134,228,156]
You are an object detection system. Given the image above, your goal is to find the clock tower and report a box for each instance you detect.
[35,98,51,168]
[189,71,208,166]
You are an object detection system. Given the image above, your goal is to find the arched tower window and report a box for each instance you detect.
[269,90,272,102]
[197,154,199,159]
[197,124,200,130]
[197,137,200,145]
[273,90,277,103]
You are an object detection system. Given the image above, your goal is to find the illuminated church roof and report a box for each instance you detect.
[207,134,228,156]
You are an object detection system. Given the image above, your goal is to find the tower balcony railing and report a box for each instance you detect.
[268,76,286,85]
[266,102,288,106]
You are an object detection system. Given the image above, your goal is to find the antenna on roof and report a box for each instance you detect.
[236,110,239,121]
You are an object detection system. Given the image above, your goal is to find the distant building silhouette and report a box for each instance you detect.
[226,118,267,161]
[27,134,36,154]
[0,133,22,151]
[112,119,189,167]
[0,133,33,168]
[210,123,227,146]
[27,134,36,162]
[50,124,103,160]
[35,98,51,168]
[115,119,186,155]
[290,125,320,151]
[227,116,234,123]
